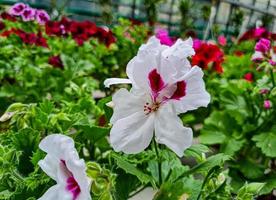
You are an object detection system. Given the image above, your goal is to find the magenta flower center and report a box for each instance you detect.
[14,5,25,12]
[60,160,81,200]
[144,68,186,114]
[66,177,81,200]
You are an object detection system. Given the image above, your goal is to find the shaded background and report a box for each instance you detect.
[0,0,275,39]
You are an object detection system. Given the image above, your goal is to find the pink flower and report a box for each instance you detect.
[259,88,269,94]
[193,39,202,51]
[218,35,227,46]
[156,28,173,46]
[254,27,267,37]
[255,38,270,53]
[8,3,27,16]
[264,100,272,109]
[35,10,50,25]
[269,59,276,66]
[21,7,36,21]
[244,72,254,82]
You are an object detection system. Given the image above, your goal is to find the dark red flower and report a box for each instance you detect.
[238,27,270,43]
[129,18,143,26]
[48,55,64,69]
[234,51,244,57]
[192,42,224,74]
[46,21,63,36]
[96,27,116,47]
[1,28,48,48]
[35,31,48,47]
[45,18,115,47]
[244,72,254,82]
[0,21,5,31]
[82,21,97,36]
[1,12,17,21]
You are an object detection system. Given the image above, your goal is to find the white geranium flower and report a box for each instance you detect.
[38,134,91,200]
[104,36,210,157]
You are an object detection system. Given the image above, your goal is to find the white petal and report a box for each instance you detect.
[103,78,132,88]
[38,155,59,181]
[110,88,148,124]
[138,36,165,56]
[66,154,92,200]
[155,103,193,157]
[159,38,194,83]
[39,134,75,160]
[110,111,155,154]
[126,54,158,91]
[38,185,72,200]
[173,66,211,113]
[251,51,264,61]
[126,36,167,90]
[39,134,92,200]
[161,37,195,60]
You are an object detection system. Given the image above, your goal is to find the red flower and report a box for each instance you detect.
[0,21,5,31]
[45,18,115,46]
[1,12,17,21]
[1,28,48,48]
[48,55,64,69]
[234,51,244,57]
[238,27,270,43]
[192,42,224,73]
[82,21,97,36]
[96,27,116,47]
[244,72,254,82]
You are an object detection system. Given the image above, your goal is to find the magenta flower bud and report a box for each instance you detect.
[259,88,269,94]
[264,100,272,109]
[255,38,271,53]
[218,35,227,46]
[35,9,50,25]
[156,28,173,46]
[8,3,27,16]
[193,39,202,50]
[21,7,36,21]
[269,59,276,66]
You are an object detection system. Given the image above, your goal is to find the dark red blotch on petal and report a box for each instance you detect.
[148,69,165,94]
[171,81,186,100]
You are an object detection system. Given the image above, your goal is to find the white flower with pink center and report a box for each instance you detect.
[35,9,50,25]
[104,36,210,157]
[21,6,36,21]
[38,134,91,200]
[8,3,27,16]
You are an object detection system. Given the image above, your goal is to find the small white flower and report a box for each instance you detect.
[38,134,91,200]
[104,36,210,157]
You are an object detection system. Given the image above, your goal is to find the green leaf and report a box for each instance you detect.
[252,132,276,157]
[199,128,226,144]
[259,174,276,195]
[112,153,155,186]
[173,153,231,182]
[220,137,245,156]
[79,125,110,143]
[236,182,265,200]
[12,128,40,175]
[184,144,210,161]
[238,159,265,180]
[39,100,54,114]
[154,177,201,200]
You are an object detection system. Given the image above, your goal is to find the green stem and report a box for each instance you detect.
[128,186,147,198]
[270,69,275,88]
[153,139,162,186]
